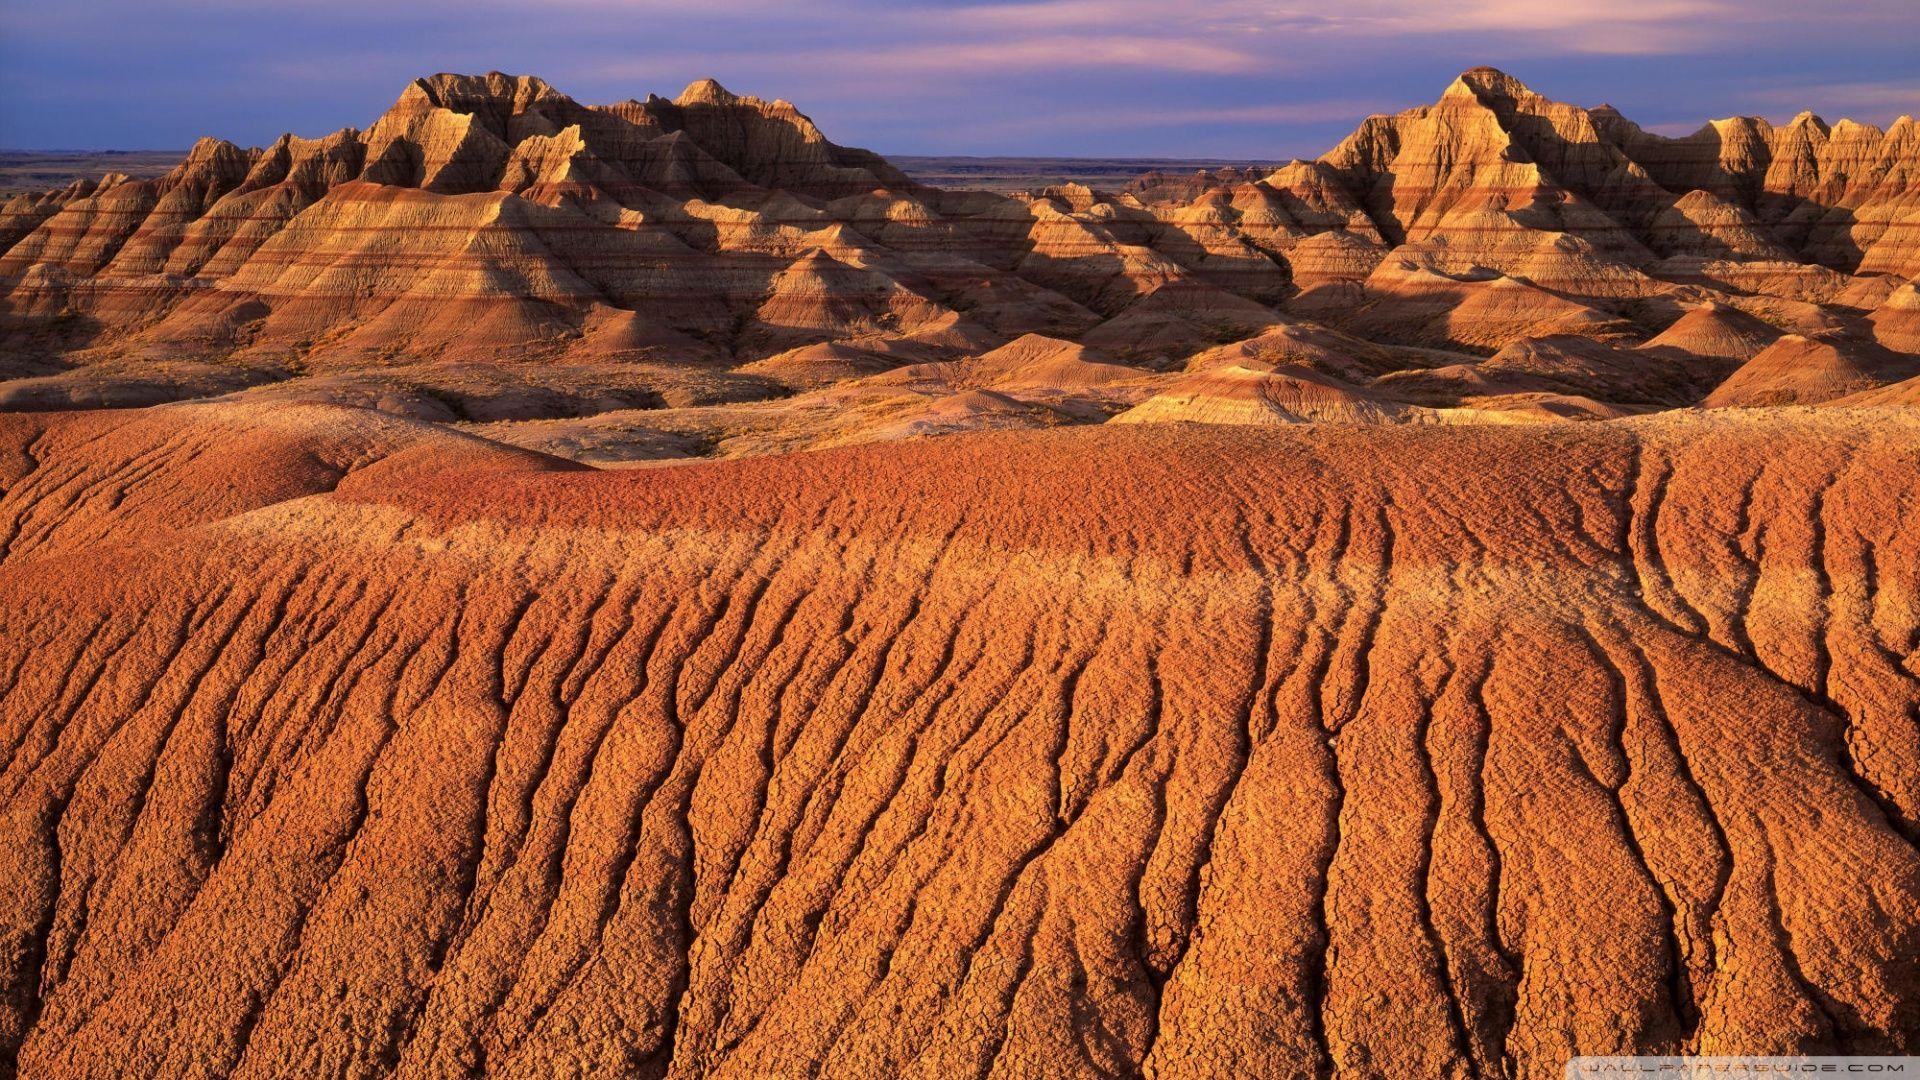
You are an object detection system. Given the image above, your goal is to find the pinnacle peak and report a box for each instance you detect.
[402,72,566,112]
[1457,66,1529,91]
[1441,66,1535,107]
[677,78,739,106]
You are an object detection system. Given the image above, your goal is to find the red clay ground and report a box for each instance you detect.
[1,402,1917,1078]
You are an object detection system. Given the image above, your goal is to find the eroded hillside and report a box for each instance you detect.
[1,70,1917,463]
[1,402,1917,1077]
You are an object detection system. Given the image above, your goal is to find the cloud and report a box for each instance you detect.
[867,36,1261,74]
[3,0,1918,155]
[887,0,1739,56]
[1750,80,1920,122]
[704,35,1266,76]
[925,98,1397,142]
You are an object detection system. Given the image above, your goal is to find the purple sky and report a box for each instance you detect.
[3,1,1918,158]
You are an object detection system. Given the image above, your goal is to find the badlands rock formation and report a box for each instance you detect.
[2,68,1920,1079]
[2,67,1918,457]
[2,402,1920,1078]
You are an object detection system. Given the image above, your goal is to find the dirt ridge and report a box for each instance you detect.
[0,403,1917,1077]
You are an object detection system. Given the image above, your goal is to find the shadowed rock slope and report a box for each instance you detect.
[2,402,1918,1077]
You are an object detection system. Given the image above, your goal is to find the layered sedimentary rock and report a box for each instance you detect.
[1704,333,1920,407]
[2,402,1919,1078]
[1459,333,1716,407]
[1,67,1918,452]
[7,67,1912,445]
[1872,280,1920,353]
[1638,301,1783,362]
[1112,363,1417,424]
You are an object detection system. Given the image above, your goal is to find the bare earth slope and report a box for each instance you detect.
[2,402,1918,1078]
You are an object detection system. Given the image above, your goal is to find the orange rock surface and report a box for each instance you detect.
[2,402,1919,1077]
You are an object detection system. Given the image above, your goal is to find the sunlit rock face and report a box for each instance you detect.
[3,67,1917,452]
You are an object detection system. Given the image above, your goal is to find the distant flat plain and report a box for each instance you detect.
[889,155,1274,192]
[0,150,186,194]
[0,149,1271,195]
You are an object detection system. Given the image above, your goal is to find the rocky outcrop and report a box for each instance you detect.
[1472,333,1719,407]
[1704,332,1920,407]
[2,68,1919,458]
[1858,209,1920,278]
[1346,261,1625,350]
[1598,109,1920,273]
[1638,301,1783,362]
[1112,363,1416,424]
[1871,280,1920,353]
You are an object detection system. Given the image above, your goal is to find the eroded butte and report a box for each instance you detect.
[2,68,1919,457]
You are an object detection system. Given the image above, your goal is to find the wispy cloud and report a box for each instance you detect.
[859,36,1263,74]
[1750,80,1920,122]
[584,35,1266,79]
[923,98,1399,142]
[3,0,1918,155]
[906,0,1740,56]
